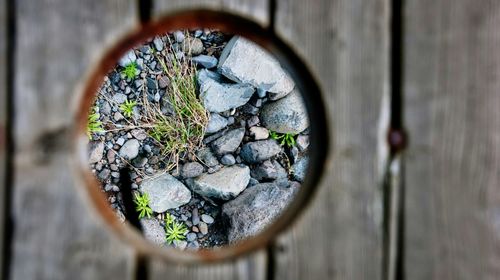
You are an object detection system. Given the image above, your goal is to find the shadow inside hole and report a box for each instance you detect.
[75,10,329,263]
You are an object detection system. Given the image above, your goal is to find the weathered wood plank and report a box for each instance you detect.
[153,0,269,27]
[0,0,7,277]
[149,2,269,280]
[10,0,138,279]
[273,0,389,279]
[404,1,500,279]
[150,250,267,280]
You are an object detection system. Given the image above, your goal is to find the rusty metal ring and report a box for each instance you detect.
[73,9,330,264]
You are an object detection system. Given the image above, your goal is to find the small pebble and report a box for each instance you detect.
[201,214,214,224]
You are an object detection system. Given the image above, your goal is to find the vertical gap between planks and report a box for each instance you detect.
[383,0,406,279]
[1,0,16,279]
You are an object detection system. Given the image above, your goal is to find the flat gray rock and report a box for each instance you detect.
[251,160,288,181]
[240,140,281,164]
[196,147,219,167]
[260,88,309,134]
[197,69,254,113]
[192,55,218,68]
[292,156,309,182]
[181,162,204,178]
[211,128,245,155]
[187,165,250,200]
[119,139,140,160]
[141,173,192,212]
[218,36,295,100]
[88,141,104,164]
[118,50,137,67]
[205,113,228,134]
[223,182,298,242]
[140,218,165,246]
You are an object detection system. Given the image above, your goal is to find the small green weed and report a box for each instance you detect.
[121,62,138,79]
[165,214,188,244]
[87,106,104,140]
[270,131,296,148]
[134,192,153,219]
[119,99,137,118]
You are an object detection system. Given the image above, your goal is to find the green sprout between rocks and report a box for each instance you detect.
[165,213,188,244]
[87,106,104,140]
[134,192,153,219]
[121,62,138,79]
[270,131,296,148]
[119,99,137,118]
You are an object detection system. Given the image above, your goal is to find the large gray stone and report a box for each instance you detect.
[140,218,166,246]
[240,140,281,164]
[141,173,192,212]
[211,128,245,155]
[222,182,298,242]
[196,147,219,167]
[187,165,250,200]
[260,88,309,134]
[197,69,254,113]
[218,36,294,100]
[119,139,140,160]
[251,160,288,181]
[205,113,228,134]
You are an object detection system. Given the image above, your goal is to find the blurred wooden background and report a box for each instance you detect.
[1,0,500,279]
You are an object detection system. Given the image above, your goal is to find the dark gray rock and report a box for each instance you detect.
[197,69,254,113]
[140,219,165,245]
[205,113,228,134]
[292,156,309,182]
[240,140,281,164]
[296,135,310,151]
[260,88,309,134]
[181,162,204,178]
[192,55,218,68]
[88,141,104,164]
[223,181,298,242]
[118,139,140,160]
[140,173,192,212]
[211,128,245,155]
[192,208,200,225]
[251,160,287,181]
[196,147,219,167]
[220,154,236,166]
[218,36,294,100]
[187,165,250,200]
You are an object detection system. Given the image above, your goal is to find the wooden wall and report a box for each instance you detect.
[0,0,499,279]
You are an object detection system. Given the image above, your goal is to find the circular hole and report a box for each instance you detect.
[74,10,329,263]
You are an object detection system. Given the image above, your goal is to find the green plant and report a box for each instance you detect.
[270,131,296,148]
[165,214,188,244]
[119,99,137,118]
[87,106,104,139]
[134,192,153,219]
[145,42,208,168]
[121,62,138,79]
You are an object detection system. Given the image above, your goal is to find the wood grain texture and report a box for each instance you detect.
[0,0,7,277]
[10,0,137,279]
[404,1,500,279]
[273,0,389,279]
[153,0,269,27]
[150,250,267,280]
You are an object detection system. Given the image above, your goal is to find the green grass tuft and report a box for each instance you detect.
[165,214,188,244]
[119,99,137,118]
[87,106,104,140]
[270,131,296,148]
[121,62,138,79]
[134,192,153,219]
